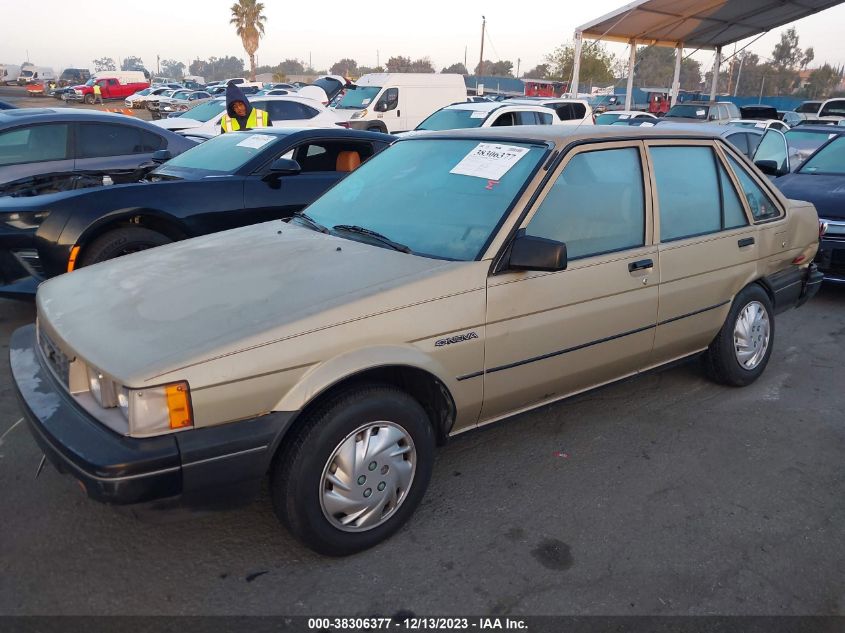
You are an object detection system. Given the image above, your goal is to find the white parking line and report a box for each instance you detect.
[0,418,24,448]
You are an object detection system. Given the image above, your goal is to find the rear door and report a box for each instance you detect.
[646,140,758,368]
[481,141,658,420]
[73,122,164,171]
[0,123,74,184]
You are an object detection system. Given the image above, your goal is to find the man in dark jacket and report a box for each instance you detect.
[220,83,271,133]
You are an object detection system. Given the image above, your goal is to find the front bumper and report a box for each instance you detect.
[815,229,845,283]
[10,324,296,509]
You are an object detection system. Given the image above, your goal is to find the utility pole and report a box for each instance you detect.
[377,50,380,69]
[478,15,486,76]
[517,58,521,78]
[464,46,467,71]
[157,55,160,76]
[734,51,746,97]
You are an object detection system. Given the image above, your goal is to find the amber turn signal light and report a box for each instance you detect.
[165,382,193,430]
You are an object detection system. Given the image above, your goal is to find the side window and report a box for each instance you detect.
[291,102,319,119]
[140,131,165,152]
[554,104,574,120]
[726,133,749,157]
[289,141,375,173]
[570,103,586,119]
[725,155,781,220]
[718,160,749,229]
[651,146,722,241]
[537,111,553,125]
[77,123,144,158]
[266,101,303,120]
[491,112,516,126]
[746,133,762,155]
[525,147,645,260]
[0,124,70,166]
[377,88,398,112]
[516,111,538,125]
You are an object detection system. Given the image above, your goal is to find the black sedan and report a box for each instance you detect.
[0,108,196,192]
[0,128,394,295]
[772,134,845,282]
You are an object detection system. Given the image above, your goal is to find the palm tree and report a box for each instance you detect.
[230,0,267,81]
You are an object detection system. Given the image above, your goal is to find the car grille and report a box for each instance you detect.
[38,324,70,387]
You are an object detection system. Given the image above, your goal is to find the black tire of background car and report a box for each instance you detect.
[703,284,775,387]
[84,94,95,105]
[78,227,173,267]
[270,384,435,556]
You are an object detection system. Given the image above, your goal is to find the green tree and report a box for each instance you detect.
[480,60,514,77]
[524,64,550,79]
[279,59,305,75]
[230,0,267,81]
[631,46,701,91]
[93,57,116,72]
[160,59,185,78]
[767,27,810,95]
[545,41,617,88]
[441,63,468,75]
[189,56,245,82]
[358,66,384,75]
[385,56,434,73]
[801,63,843,99]
[330,58,358,76]
[121,56,144,72]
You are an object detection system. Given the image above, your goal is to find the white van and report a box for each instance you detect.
[18,66,56,84]
[92,70,148,84]
[0,64,21,85]
[332,73,467,133]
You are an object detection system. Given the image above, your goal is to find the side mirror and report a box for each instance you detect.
[151,149,172,164]
[508,233,568,272]
[268,157,301,175]
[755,160,786,177]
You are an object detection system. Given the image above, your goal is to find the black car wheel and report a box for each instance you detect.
[704,284,774,387]
[84,94,95,105]
[78,227,173,267]
[271,384,435,556]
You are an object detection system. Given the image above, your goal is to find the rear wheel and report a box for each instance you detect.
[271,385,435,556]
[78,227,173,267]
[704,284,774,387]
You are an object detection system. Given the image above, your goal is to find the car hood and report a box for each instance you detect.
[776,172,845,220]
[36,223,469,386]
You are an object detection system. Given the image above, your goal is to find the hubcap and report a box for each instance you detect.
[319,422,416,532]
[733,301,770,370]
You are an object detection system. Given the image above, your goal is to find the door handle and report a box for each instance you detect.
[628,259,653,272]
[738,237,755,248]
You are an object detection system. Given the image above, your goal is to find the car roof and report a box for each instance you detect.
[509,97,589,105]
[402,124,723,146]
[0,107,156,126]
[654,121,763,136]
[788,124,845,134]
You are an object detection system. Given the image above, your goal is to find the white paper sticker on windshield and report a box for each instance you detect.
[236,134,274,149]
[619,113,631,119]
[470,111,488,119]
[450,143,531,181]
[361,98,371,105]
[830,133,838,139]
[696,109,706,116]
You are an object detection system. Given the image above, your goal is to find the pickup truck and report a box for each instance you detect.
[65,77,150,104]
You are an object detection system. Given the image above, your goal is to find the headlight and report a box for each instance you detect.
[86,365,118,408]
[350,108,368,120]
[120,381,193,437]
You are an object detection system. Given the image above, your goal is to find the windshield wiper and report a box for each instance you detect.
[290,211,329,233]
[332,225,412,253]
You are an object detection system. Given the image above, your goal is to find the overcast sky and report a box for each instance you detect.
[3,0,845,77]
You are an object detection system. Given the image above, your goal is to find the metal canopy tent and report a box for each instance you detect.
[572,0,845,109]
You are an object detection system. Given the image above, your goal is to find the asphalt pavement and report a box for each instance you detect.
[0,284,843,616]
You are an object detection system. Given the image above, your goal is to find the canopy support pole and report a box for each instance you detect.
[625,40,636,110]
[571,31,583,97]
[671,44,683,106]
[710,46,722,102]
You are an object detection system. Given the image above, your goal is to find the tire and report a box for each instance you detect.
[84,94,94,105]
[271,384,435,556]
[703,284,774,387]
[78,227,173,267]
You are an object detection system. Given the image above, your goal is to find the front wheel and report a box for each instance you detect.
[704,284,774,387]
[83,94,95,105]
[271,385,435,556]
[78,227,173,267]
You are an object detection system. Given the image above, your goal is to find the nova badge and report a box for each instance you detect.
[435,332,479,347]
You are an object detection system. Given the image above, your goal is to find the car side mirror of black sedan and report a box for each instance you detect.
[755,159,787,177]
[269,158,302,175]
[151,149,172,164]
[508,232,568,272]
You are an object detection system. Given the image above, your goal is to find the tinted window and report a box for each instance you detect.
[652,146,721,241]
[726,155,780,220]
[727,133,749,156]
[718,161,748,229]
[491,112,516,126]
[378,88,399,111]
[800,135,845,175]
[516,112,538,125]
[526,147,645,260]
[290,140,375,172]
[754,130,789,172]
[0,124,70,166]
[819,100,845,118]
[141,131,165,151]
[265,101,316,121]
[537,111,553,125]
[77,123,144,158]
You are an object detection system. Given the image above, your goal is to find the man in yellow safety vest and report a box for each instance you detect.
[93,82,103,105]
[220,82,271,133]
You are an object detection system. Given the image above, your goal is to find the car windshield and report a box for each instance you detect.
[796,102,821,113]
[172,90,192,99]
[819,100,845,118]
[303,139,547,260]
[785,130,837,167]
[665,104,709,119]
[134,88,152,97]
[154,131,277,176]
[595,113,629,124]
[336,86,382,110]
[417,108,488,131]
[799,136,845,175]
[84,78,96,86]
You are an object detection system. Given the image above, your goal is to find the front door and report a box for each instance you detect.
[481,142,659,422]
